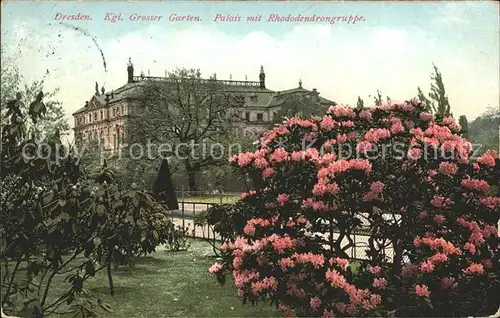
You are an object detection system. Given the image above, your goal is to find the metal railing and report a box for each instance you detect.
[165,200,390,260]
[175,189,241,205]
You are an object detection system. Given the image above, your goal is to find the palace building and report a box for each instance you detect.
[72,59,335,152]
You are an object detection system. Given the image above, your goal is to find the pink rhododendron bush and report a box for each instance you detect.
[208,100,500,317]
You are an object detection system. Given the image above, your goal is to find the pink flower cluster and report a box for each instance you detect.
[241,190,256,199]
[430,196,454,209]
[208,263,223,273]
[462,263,484,275]
[328,105,356,119]
[461,178,490,193]
[364,128,391,143]
[477,150,497,166]
[363,181,385,202]
[318,159,372,179]
[413,236,461,255]
[261,126,290,147]
[439,162,458,175]
[415,284,430,297]
[243,218,272,236]
[480,196,500,208]
[312,179,340,197]
[251,277,278,295]
[302,198,336,212]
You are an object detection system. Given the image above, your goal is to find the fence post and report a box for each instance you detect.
[353,231,357,259]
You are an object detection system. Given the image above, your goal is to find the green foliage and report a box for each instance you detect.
[273,94,327,122]
[429,64,451,117]
[164,225,191,252]
[195,202,253,256]
[459,115,469,137]
[126,68,245,192]
[356,96,364,109]
[370,89,383,106]
[468,106,500,155]
[1,88,177,316]
[0,47,70,139]
[417,86,433,112]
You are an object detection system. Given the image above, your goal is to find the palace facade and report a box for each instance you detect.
[72,59,335,151]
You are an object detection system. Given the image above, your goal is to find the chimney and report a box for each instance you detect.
[311,88,319,102]
[127,57,134,83]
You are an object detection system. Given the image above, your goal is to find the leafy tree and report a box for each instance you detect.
[459,115,469,137]
[417,86,433,112]
[152,159,179,210]
[356,96,364,109]
[429,65,451,117]
[370,89,383,106]
[1,86,181,316]
[126,68,245,192]
[468,106,500,154]
[0,47,21,110]
[0,47,70,139]
[273,94,327,123]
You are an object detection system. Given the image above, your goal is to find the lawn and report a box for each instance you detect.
[45,239,277,317]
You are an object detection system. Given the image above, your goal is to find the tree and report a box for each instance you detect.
[468,106,500,154]
[152,159,179,210]
[370,89,383,106]
[356,96,364,109]
[24,81,70,140]
[0,47,21,110]
[1,89,181,316]
[417,86,433,112]
[273,93,327,123]
[0,46,69,139]
[126,68,245,192]
[429,65,451,117]
[459,115,469,137]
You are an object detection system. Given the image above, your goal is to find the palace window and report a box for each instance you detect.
[94,112,97,121]
[100,110,103,120]
[245,112,250,121]
[112,108,116,117]
[89,114,92,123]
[257,113,263,121]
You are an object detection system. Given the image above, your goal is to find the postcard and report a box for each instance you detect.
[1,1,499,318]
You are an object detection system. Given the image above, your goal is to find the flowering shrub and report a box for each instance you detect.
[210,99,500,317]
[0,92,178,316]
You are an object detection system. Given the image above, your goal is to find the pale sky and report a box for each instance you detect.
[1,1,499,138]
